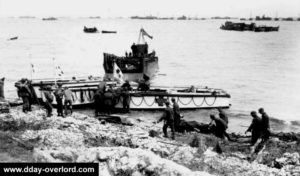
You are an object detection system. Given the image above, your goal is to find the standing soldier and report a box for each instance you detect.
[245,111,262,145]
[171,98,181,132]
[42,85,54,117]
[0,77,5,100]
[63,87,73,116]
[17,78,32,113]
[121,80,132,113]
[54,83,64,117]
[103,86,114,115]
[157,101,175,140]
[258,108,270,141]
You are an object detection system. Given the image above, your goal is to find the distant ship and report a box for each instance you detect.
[130,16,158,20]
[220,21,256,31]
[42,17,57,21]
[255,15,272,21]
[221,21,279,32]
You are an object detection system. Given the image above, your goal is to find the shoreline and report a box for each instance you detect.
[1,106,300,175]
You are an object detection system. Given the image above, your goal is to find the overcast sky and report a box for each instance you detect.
[0,0,299,18]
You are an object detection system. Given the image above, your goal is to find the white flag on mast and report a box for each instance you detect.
[113,62,124,84]
[53,58,64,78]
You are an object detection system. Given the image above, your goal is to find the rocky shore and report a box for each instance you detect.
[1,106,300,176]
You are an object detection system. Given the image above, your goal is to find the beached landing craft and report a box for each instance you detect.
[16,28,230,110]
[25,78,231,109]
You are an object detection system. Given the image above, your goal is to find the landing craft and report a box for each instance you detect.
[16,28,231,110]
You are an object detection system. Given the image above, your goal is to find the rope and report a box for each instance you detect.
[143,96,156,107]
[177,97,193,106]
[204,96,217,106]
[130,96,144,106]
[192,97,205,107]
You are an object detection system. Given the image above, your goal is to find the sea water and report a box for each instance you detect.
[1,17,300,132]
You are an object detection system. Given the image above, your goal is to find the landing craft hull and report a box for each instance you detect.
[28,78,230,110]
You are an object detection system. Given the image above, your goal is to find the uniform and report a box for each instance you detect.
[43,89,53,117]
[261,112,270,140]
[64,88,73,115]
[247,117,262,145]
[54,86,64,116]
[172,101,181,131]
[158,105,175,139]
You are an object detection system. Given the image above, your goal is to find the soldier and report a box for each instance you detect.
[157,101,175,140]
[63,87,73,116]
[54,83,64,117]
[17,78,32,113]
[103,86,114,115]
[94,87,102,116]
[217,108,233,141]
[258,108,270,141]
[171,98,181,132]
[42,85,54,117]
[245,111,262,145]
[210,114,228,139]
[121,81,132,113]
[0,77,5,100]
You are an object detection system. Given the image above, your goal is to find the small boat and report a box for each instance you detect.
[102,30,117,34]
[103,28,158,82]
[8,36,18,40]
[83,26,98,33]
[21,77,231,110]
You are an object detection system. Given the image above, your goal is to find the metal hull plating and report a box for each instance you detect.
[115,93,230,110]
[30,79,231,110]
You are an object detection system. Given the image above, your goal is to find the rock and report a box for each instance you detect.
[33,147,213,176]
[149,130,159,137]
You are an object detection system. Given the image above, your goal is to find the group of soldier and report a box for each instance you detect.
[16,79,73,117]
[93,81,132,116]
[207,107,270,145]
[156,99,271,145]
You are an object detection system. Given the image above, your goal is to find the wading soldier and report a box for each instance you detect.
[157,101,175,140]
[245,111,262,145]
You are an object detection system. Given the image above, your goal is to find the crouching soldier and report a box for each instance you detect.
[209,114,228,139]
[157,101,175,140]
